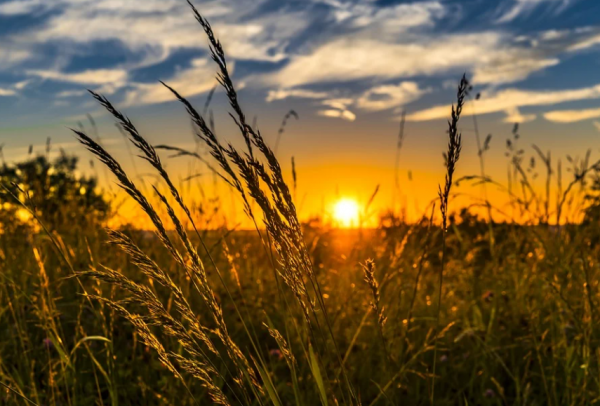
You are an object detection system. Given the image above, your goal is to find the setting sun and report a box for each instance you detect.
[333,198,360,228]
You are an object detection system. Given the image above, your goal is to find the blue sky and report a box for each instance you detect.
[1,0,600,220]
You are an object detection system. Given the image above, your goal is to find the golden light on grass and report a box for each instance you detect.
[333,198,360,228]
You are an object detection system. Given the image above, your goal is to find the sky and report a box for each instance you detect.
[1,0,600,225]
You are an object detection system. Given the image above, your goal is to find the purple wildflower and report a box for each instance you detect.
[43,337,54,350]
[484,389,495,398]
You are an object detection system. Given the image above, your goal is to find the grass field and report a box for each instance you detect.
[2,3,600,406]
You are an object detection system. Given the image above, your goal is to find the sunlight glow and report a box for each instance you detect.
[333,198,360,228]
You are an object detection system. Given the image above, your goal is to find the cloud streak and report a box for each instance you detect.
[123,58,216,106]
[496,0,570,23]
[407,83,600,122]
[544,107,600,123]
[26,69,128,86]
[356,82,427,112]
[270,29,586,88]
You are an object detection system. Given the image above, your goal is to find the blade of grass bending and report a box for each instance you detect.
[309,343,329,406]
[0,382,39,406]
[253,361,283,406]
[69,336,111,359]
[182,6,357,400]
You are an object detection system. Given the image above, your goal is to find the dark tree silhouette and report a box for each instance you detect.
[0,153,111,231]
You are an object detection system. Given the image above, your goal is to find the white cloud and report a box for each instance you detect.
[0,0,42,15]
[496,0,569,23]
[318,109,356,122]
[0,88,17,96]
[543,107,600,123]
[322,98,353,110]
[472,57,558,85]
[325,1,444,32]
[27,68,128,86]
[266,81,428,118]
[503,107,536,123]
[266,88,330,102]
[407,83,600,121]
[357,82,427,111]
[318,98,355,121]
[13,79,32,90]
[567,33,600,52]
[0,46,32,70]
[14,0,306,66]
[272,32,562,88]
[123,58,216,106]
[56,90,87,98]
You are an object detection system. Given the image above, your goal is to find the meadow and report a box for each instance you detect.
[2,3,600,406]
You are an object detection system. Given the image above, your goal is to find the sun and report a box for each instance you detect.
[333,198,360,228]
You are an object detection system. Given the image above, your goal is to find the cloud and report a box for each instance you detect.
[266,88,330,102]
[0,88,17,96]
[13,79,33,90]
[503,107,536,123]
[323,1,444,32]
[56,90,88,98]
[567,33,600,52]
[543,107,600,123]
[318,109,356,122]
[318,98,355,121]
[407,83,600,121]
[268,14,600,91]
[27,68,128,86]
[13,0,307,65]
[472,57,558,85]
[0,46,32,70]
[0,0,42,15]
[266,81,428,119]
[496,0,569,23]
[123,58,216,106]
[271,32,564,88]
[357,82,427,111]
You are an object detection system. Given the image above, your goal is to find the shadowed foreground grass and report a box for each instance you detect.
[2,2,600,405]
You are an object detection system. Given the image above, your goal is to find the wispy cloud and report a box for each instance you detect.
[0,0,42,15]
[123,58,216,106]
[271,31,568,88]
[318,109,356,122]
[266,88,330,102]
[503,107,537,123]
[318,0,444,31]
[318,98,355,121]
[0,46,32,70]
[407,83,600,122]
[496,0,570,23]
[357,82,427,112]
[0,88,17,97]
[26,69,128,86]
[543,106,600,123]
[11,0,306,65]
[270,81,428,120]
[56,90,88,98]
